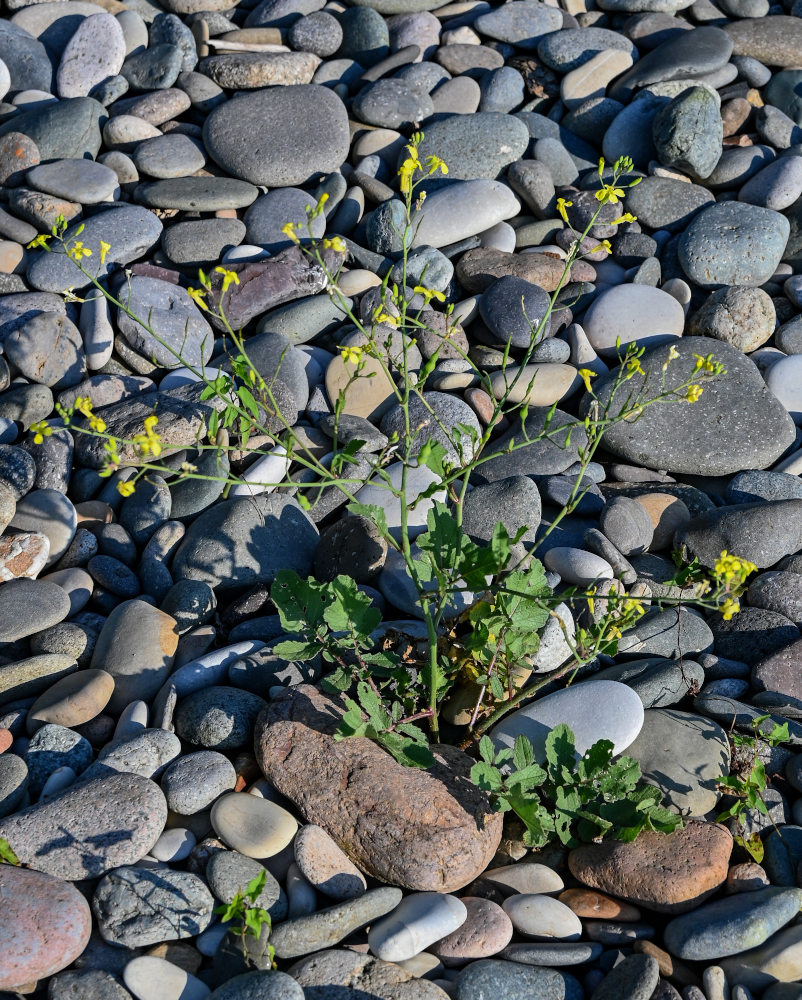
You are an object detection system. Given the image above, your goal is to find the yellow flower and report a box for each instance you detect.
[596,183,625,205]
[662,344,680,371]
[322,236,347,253]
[67,241,92,262]
[413,285,446,305]
[425,155,448,177]
[693,352,717,374]
[720,597,740,621]
[187,287,209,312]
[623,357,645,380]
[99,240,111,265]
[30,420,52,445]
[373,308,400,327]
[27,234,52,251]
[685,384,703,403]
[214,266,240,294]
[578,368,597,393]
[339,345,363,365]
[714,551,757,589]
[556,197,573,224]
[117,481,136,498]
[609,212,637,225]
[282,221,301,245]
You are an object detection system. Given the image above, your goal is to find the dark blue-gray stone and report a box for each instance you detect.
[0,20,53,92]
[172,494,318,590]
[537,27,637,72]
[678,201,790,288]
[675,500,802,570]
[27,206,162,294]
[174,685,267,750]
[663,887,802,960]
[415,112,530,180]
[0,97,105,161]
[583,337,796,476]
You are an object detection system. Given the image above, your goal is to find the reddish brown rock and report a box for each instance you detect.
[568,821,732,914]
[254,686,503,892]
[455,247,596,294]
[0,865,91,990]
[559,888,641,922]
[0,728,11,753]
[208,244,344,331]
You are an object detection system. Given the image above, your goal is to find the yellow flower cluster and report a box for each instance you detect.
[30,420,53,445]
[74,397,106,433]
[132,414,162,459]
[714,551,758,590]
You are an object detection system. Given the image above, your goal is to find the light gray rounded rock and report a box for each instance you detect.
[93,866,215,947]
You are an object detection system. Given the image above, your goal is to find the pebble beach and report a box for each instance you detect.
[4,0,802,998]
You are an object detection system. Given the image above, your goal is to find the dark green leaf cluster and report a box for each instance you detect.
[338,680,434,769]
[470,725,682,850]
[715,714,789,862]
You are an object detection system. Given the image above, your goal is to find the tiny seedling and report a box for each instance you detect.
[716,714,789,862]
[214,870,275,968]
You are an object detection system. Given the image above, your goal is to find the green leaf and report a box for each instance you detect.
[0,837,19,866]
[479,735,496,765]
[513,734,535,771]
[245,870,267,903]
[416,439,449,478]
[272,639,321,661]
[355,680,392,730]
[336,697,369,739]
[545,724,576,780]
[322,575,381,637]
[378,731,435,769]
[347,501,390,540]
[270,571,326,634]
[237,385,260,419]
[470,760,503,792]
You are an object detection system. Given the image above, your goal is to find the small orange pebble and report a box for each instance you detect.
[0,728,12,753]
[215,208,238,219]
[558,888,641,922]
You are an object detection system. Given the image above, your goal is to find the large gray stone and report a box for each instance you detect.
[172,495,318,590]
[582,337,796,475]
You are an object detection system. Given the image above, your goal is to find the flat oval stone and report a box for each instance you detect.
[123,956,211,1000]
[27,668,114,731]
[160,750,236,815]
[411,180,520,248]
[203,84,349,187]
[583,285,684,356]
[624,708,730,816]
[0,97,106,162]
[569,821,732,914]
[583,337,796,476]
[134,177,258,211]
[664,886,802,960]
[93,866,214,948]
[416,112,530,180]
[211,790,298,859]
[369,892,467,962]
[26,158,119,203]
[503,895,582,941]
[0,864,91,991]
[0,773,167,879]
[27,205,163,294]
[678,201,790,289]
[294,823,367,900]
[272,887,403,960]
[91,599,178,713]
[256,686,502,893]
[57,12,125,98]
[455,959,582,1000]
[490,680,644,761]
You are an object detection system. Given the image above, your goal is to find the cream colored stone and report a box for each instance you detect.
[27,668,114,732]
[489,364,578,405]
[210,790,297,859]
[325,354,397,421]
